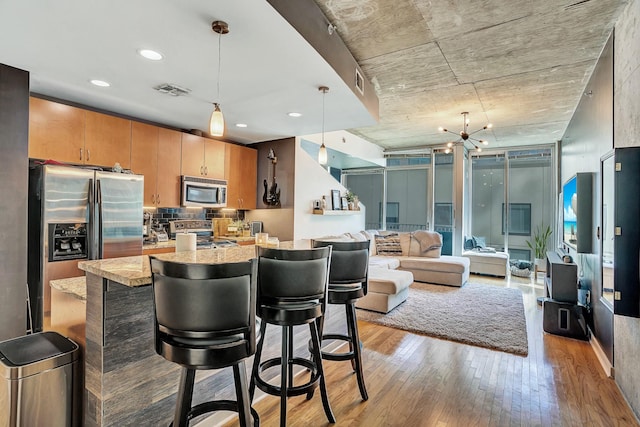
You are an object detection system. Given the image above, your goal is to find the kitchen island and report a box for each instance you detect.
[75,243,346,426]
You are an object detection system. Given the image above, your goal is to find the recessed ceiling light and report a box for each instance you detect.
[235,123,248,128]
[138,49,163,61]
[90,79,110,87]
[288,112,302,117]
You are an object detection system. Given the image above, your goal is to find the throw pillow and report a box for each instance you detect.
[463,237,475,250]
[375,234,403,256]
[472,236,486,248]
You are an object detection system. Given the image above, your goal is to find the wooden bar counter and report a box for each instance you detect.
[74,243,345,426]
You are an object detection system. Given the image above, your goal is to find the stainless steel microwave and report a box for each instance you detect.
[181,176,227,208]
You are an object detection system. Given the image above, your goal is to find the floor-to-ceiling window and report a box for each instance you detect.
[470,154,506,251]
[507,149,554,262]
[470,147,555,261]
[342,170,384,230]
[433,152,454,254]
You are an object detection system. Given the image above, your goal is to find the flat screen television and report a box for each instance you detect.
[562,175,578,250]
[562,173,593,253]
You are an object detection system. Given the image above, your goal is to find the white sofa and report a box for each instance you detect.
[316,230,470,313]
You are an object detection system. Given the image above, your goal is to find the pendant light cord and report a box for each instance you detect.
[322,89,325,144]
[217,31,221,102]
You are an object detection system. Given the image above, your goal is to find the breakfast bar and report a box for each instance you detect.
[73,243,346,426]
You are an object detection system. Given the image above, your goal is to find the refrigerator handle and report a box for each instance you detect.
[88,178,97,260]
[97,179,104,259]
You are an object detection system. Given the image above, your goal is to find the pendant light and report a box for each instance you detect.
[318,86,329,165]
[209,20,229,137]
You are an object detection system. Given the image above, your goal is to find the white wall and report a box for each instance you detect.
[301,129,385,166]
[293,137,365,240]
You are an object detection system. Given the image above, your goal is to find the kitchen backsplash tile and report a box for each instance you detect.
[145,207,243,228]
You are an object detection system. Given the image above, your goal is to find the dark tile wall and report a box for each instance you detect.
[144,207,245,228]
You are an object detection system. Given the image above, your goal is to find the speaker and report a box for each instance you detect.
[250,221,262,236]
[543,299,588,340]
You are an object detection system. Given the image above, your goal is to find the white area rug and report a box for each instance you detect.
[357,282,528,356]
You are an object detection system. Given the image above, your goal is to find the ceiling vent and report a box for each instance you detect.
[154,83,191,96]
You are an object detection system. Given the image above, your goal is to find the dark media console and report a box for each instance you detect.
[543,251,588,340]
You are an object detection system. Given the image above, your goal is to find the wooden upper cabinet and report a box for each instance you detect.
[156,128,181,207]
[225,143,257,209]
[29,97,85,163]
[181,133,226,179]
[181,133,205,177]
[84,111,131,169]
[204,139,225,179]
[130,122,159,206]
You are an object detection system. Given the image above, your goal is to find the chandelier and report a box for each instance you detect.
[438,112,492,153]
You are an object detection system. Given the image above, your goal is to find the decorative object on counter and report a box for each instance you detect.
[321,195,327,210]
[250,221,262,236]
[255,233,269,246]
[262,148,281,208]
[175,233,196,252]
[209,20,229,137]
[266,237,279,248]
[318,86,329,166]
[331,189,341,210]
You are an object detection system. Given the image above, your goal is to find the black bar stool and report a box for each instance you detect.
[149,256,259,427]
[311,239,370,401]
[249,246,335,427]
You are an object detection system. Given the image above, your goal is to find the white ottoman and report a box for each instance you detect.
[356,267,414,313]
[462,250,509,277]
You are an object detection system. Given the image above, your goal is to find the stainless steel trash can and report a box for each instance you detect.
[0,331,79,427]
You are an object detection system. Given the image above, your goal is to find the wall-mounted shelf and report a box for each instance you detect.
[312,209,360,216]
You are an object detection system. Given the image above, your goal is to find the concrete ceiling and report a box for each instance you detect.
[314,0,627,151]
[0,0,627,152]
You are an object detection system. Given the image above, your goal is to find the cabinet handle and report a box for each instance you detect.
[200,166,204,175]
[79,148,83,161]
[156,194,160,205]
[151,194,155,204]
[87,150,90,161]
[204,166,208,175]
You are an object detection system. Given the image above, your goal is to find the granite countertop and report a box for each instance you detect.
[143,240,177,250]
[78,244,265,287]
[50,276,87,301]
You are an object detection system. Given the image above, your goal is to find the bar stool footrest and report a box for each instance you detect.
[320,333,356,361]
[255,356,320,397]
[171,400,260,426]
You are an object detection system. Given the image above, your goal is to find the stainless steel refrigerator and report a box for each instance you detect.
[27,164,144,331]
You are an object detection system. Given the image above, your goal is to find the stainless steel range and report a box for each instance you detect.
[169,219,238,248]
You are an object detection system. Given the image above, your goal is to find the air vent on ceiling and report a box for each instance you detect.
[355,68,364,95]
[154,83,191,96]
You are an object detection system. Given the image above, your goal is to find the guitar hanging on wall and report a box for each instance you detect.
[263,148,281,208]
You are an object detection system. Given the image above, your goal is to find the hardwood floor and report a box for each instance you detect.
[222,273,639,426]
